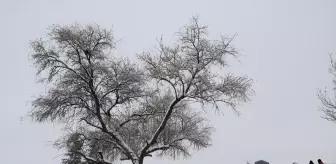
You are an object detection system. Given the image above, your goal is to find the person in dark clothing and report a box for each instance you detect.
[318,159,324,164]
[309,160,315,164]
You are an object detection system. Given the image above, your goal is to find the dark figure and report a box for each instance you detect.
[318,159,324,164]
[310,161,314,164]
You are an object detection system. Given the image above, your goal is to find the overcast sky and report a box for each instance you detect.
[1,0,336,164]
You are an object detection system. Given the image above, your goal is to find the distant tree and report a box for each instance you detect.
[318,54,336,122]
[255,160,270,164]
[28,17,253,164]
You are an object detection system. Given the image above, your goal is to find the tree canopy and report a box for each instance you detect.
[28,17,253,164]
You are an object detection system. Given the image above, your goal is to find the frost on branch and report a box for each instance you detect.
[138,17,253,112]
[28,17,253,164]
[318,54,336,122]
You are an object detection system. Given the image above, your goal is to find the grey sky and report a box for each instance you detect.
[1,0,336,164]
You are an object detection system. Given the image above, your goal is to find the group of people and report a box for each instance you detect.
[309,159,324,164]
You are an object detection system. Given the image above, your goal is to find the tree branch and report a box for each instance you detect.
[38,47,89,83]
[140,95,185,157]
[160,77,178,98]
[146,145,170,154]
[116,113,153,131]
[70,150,111,164]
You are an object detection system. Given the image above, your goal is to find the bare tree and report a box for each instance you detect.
[318,54,336,122]
[28,17,253,164]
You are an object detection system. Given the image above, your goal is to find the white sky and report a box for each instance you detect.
[1,0,336,164]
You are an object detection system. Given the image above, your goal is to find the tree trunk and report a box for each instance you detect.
[132,158,144,164]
